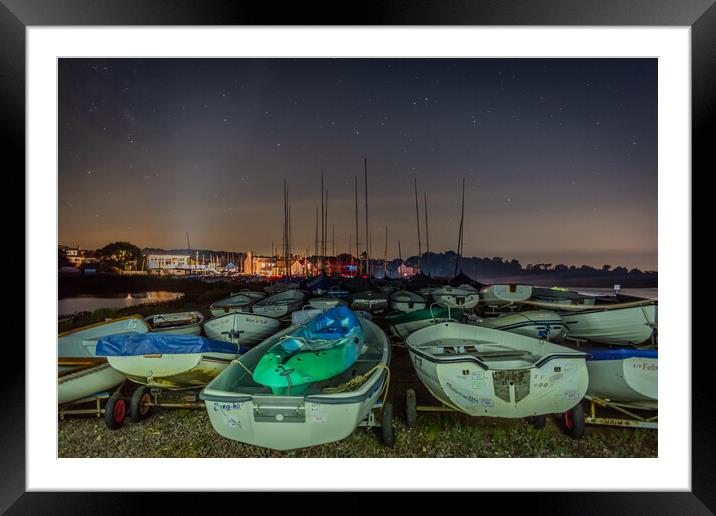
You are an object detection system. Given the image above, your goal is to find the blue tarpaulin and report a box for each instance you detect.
[587,348,658,361]
[96,333,242,356]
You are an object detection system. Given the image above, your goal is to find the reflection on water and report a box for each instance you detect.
[58,291,184,316]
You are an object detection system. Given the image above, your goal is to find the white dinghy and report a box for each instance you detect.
[209,293,256,316]
[203,311,281,346]
[473,310,567,342]
[200,315,391,450]
[350,291,389,313]
[96,333,241,390]
[230,290,267,302]
[559,303,657,346]
[251,289,305,318]
[308,296,344,310]
[389,290,426,313]
[480,284,533,308]
[264,281,301,294]
[584,347,657,407]
[431,285,480,310]
[144,311,204,335]
[58,315,150,404]
[405,322,588,418]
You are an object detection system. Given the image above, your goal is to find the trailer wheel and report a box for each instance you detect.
[563,402,585,439]
[104,397,126,430]
[406,389,417,428]
[527,415,546,430]
[382,402,395,448]
[130,386,152,422]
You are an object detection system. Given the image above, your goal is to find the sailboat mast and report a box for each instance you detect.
[314,207,318,273]
[424,192,430,274]
[320,171,325,273]
[354,175,360,276]
[398,239,402,276]
[414,177,422,272]
[454,177,465,276]
[384,225,388,279]
[364,158,369,277]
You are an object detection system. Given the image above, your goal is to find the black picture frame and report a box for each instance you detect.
[2,0,706,512]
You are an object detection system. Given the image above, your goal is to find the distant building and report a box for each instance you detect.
[146,254,191,274]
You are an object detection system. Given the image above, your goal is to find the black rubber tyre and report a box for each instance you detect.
[563,402,586,439]
[130,386,152,422]
[406,389,417,428]
[529,414,547,430]
[104,397,126,430]
[382,402,395,448]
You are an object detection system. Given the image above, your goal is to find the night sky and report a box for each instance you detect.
[59,58,657,270]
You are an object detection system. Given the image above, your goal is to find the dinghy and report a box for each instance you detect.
[308,296,344,310]
[265,281,301,294]
[209,293,255,316]
[96,333,241,389]
[144,311,204,335]
[385,306,458,340]
[58,315,150,372]
[583,347,657,407]
[388,290,426,313]
[405,322,588,418]
[431,285,480,310]
[58,362,127,405]
[291,307,324,326]
[252,305,365,395]
[473,310,567,342]
[200,312,390,450]
[480,284,533,307]
[350,291,389,312]
[58,315,150,403]
[251,289,305,318]
[559,303,657,346]
[230,290,267,302]
[203,311,281,346]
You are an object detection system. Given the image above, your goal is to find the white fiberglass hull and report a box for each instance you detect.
[561,304,657,345]
[433,287,480,310]
[475,310,567,342]
[200,317,390,450]
[586,356,657,406]
[406,322,588,418]
[203,312,281,346]
[107,351,238,389]
[59,315,150,361]
[58,362,126,404]
[145,312,204,335]
[480,284,532,306]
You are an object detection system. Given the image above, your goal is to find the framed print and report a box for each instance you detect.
[2,0,708,512]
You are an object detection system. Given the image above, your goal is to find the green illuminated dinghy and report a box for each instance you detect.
[252,305,365,395]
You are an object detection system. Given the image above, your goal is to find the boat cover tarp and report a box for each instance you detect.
[96,333,242,356]
[587,348,658,361]
[278,305,363,353]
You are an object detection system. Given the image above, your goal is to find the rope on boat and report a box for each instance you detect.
[231,357,254,377]
[321,363,391,412]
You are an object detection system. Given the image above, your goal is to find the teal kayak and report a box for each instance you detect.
[253,305,365,395]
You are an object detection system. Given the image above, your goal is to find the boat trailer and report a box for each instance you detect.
[581,396,657,430]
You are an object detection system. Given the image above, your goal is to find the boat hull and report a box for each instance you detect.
[58,315,150,361]
[386,307,457,339]
[406,322,588,418]
[107,351,237,389]
[585,351,657,406]
[145,312,204,335]
[561,304,657,345]
[200,317,390,450]
[58,362,126,404]
[432,287,480,309]
[475,310,567,341]
[480,284,532,306]
[203,312,281,346]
